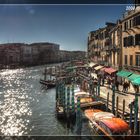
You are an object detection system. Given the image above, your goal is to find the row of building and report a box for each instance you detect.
[0,42,86,68]
[87,4,140,73]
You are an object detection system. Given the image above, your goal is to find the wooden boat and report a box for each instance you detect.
[55,100,65,119]
[74,91,103,110]
[84,109,130,139]
[40,79,56,88]
[74,91,90,103]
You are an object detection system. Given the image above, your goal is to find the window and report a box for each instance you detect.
[105,31,109,38]
[123,36,134,47]
[128,36,134,46]
[125,55,127,65]
[123,37,128,47]
[130,55,133,65]
[133,15,140,26]
[135,34,140,45]
[124,21,128,30]
[129,20,132,28]
[136,55,140,66]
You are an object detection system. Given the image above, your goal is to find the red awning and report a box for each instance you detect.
[104,68,117,75]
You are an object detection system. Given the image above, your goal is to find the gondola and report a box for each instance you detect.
[84,109,130,140]
[40,79,56,88]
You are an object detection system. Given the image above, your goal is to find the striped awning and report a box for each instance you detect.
[116,70,133,78]
[94,65,104,71]
[128,74,140,81]
[132,77,140,85]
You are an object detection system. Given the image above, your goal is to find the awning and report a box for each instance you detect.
[91,73,97,78]
[94,65,104,71]
[128,74,140,81]
[89,62,97,68]
[116,70,133,78]
[100,67,106,71]
[104,68,117,75]
[132,77,140,85]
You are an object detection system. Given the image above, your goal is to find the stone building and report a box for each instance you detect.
[33,42,60,64]
[59,50,71,62]
[0,43,21,65]
[109,20,122,70]
[121,6,140,71]
[87,22,116,65]
[21,44,33,65]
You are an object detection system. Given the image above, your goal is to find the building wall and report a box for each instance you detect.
[122,8,140,67]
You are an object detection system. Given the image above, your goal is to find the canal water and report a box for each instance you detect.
[0,65,92,136]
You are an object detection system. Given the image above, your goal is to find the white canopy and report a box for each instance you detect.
[92,112,115,121]
[89,62,97,68]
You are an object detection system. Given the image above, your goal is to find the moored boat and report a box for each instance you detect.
[40,79,56,88]
[84,109,130,140]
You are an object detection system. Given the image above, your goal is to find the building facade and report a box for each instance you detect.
[88,23,116,65]
[121,6,140,72]
[109,20,122,70]
[0,43,21,65]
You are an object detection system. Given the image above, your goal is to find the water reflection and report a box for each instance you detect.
[0,69,33,135]
[0,66,91,136]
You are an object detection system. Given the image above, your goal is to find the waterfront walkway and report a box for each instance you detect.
[78,71,140,117]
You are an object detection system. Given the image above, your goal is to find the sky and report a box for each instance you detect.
[0,0,134,4]
[0,5,129,51]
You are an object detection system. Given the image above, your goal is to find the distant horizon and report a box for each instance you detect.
[0,5,127,51]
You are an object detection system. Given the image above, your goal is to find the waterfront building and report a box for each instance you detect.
[0,43,21,65]
[121,6,140,72]
[21,44,33,65]
[87,23,115,65]
[109,20,122,70]
[70,51,86,61]
[0,45,6,65]
[87,29,101,63]
[59,50,71,62]
[31,42,60,64]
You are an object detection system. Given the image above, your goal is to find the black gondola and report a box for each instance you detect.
[40,79,56,88]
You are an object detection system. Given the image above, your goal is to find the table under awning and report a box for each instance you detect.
[116,70,133,78]
[89,62,97,68]
[132,77,140,85]
[94,65,104,71]
[128,74,140,81]
[104,67,117,75]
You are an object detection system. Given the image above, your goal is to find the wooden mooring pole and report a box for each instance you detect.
[71,84,75,115]
[97,79,100,100]
[115,96,119,117]
[134,94,138,134]
[62,83,66,113]
[106,92,109,112]
[76,97,82,135]
[66,86,70,118]
[44,68,47,81]
[122,99,125,120]
[129,102,133,131]
[112,84,115,114]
